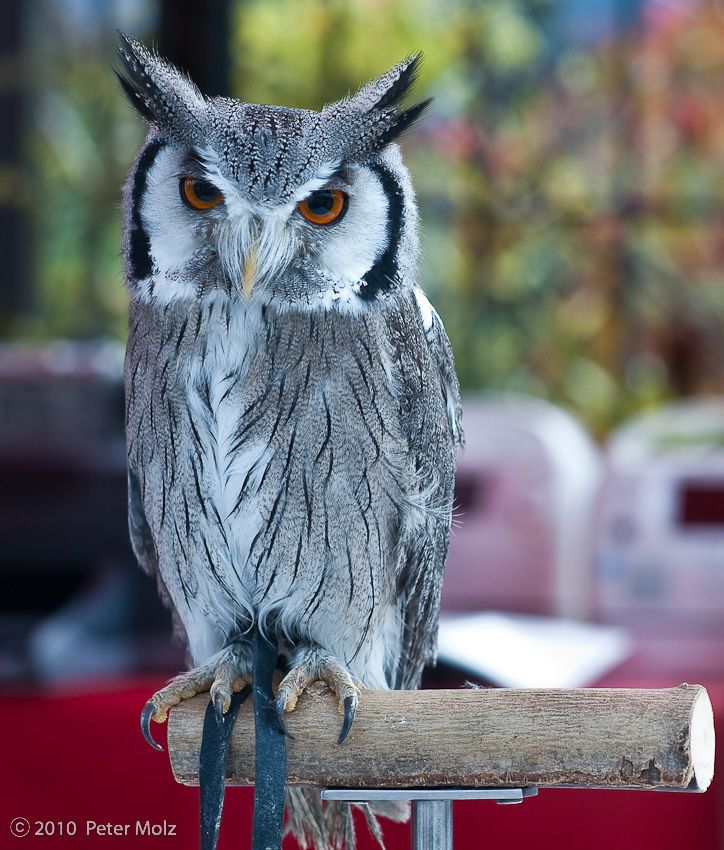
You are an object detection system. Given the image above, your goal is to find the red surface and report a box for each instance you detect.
[2,673,722,849]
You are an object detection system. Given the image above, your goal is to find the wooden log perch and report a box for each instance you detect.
[167,682,714,793]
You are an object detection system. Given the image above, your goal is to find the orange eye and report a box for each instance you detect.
[297,189,347,225]
[180,176,224,210]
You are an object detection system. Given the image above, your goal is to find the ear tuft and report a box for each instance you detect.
[376,96,432,150]
[366,53,424,112]
[330,54,431,155]
[116,31,205,131]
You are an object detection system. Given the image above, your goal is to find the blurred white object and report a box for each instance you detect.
[442,393,602,619]
[595,397,724,636]
[437,612,631,688]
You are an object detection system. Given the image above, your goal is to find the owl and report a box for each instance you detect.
[118,32,462,850]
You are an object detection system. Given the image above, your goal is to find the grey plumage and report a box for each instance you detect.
[119,32,461,849]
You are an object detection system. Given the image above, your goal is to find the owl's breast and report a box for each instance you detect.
[184,304,416,660]
[127,297,428,675]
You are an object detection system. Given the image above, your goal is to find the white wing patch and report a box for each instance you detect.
[413,286,435,332]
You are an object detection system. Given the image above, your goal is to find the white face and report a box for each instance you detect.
[121,37,428,316]
[135,142,407,315]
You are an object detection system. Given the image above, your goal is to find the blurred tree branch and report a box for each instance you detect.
[0,0,31,329]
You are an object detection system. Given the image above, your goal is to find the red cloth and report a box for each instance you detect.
[2,677,721,849]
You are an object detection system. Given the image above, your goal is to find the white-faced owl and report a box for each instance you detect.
[118,33,462,850]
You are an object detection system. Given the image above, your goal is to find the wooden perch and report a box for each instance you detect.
[167,682,714,793]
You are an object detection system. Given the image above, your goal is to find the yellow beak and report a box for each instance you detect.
[242,241,258,300]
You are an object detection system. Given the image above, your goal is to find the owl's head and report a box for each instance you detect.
[118,33,429,313]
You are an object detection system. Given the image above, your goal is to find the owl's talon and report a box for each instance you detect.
[276,656,361,745]
[140,648,252,751]
[338,695,357,745]
[141,702,163,751]
[275,694,295,739]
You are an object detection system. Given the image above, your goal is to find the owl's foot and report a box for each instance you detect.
[141,646,252,751]
[275,653,361,744]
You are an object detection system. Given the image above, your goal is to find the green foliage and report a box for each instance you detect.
[22,34,144,340]
[22,0,724,436]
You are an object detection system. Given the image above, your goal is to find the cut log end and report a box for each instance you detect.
[691,686,715,791]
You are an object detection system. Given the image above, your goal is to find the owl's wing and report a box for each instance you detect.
[391,289,463,690]
[128,467,158,575]
[415,288,464,448]
[128,465,187,646]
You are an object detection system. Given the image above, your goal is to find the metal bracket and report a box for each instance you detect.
[321,788,538,850]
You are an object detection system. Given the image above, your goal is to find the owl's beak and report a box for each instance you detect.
[242,242,258,300]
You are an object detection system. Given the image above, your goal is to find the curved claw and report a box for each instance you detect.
[338,695,357,745]
[141,702,163,752]
[275,694,295,739]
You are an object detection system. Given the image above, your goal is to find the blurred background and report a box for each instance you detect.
[2,0,724,848]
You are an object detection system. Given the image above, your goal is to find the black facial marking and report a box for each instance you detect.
[359,164,405,302]
[128,137,165,282]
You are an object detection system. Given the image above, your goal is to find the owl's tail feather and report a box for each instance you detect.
[284,788,327,849]
[285,789,357,850]
[285,789,410,850]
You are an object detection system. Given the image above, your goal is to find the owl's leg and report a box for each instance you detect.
[141,643,252,750]
[276,647,362,744]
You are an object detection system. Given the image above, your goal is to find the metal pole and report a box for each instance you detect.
[411,800,453,850]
